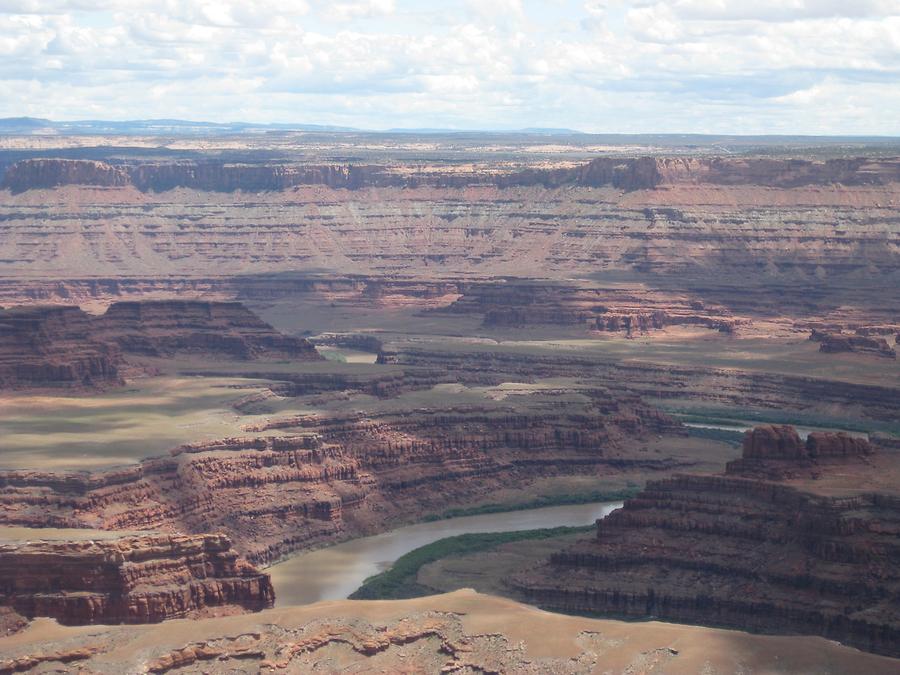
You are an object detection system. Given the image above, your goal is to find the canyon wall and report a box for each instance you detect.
[441,281,746,334]
[0,300,319,389]
[4,156,900,193]
[0,392,684,565]
[0,533,273,625]
[0,305,122,388]
[1,157,898,312]
[514,426,900,658]
[810,329,897,358]
[95,300,321,360]
[380,344,900,422]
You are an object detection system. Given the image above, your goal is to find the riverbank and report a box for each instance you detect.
[350,525,594,599]
[267,501,622,606]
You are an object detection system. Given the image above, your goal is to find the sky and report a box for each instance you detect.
[1,0,899,134]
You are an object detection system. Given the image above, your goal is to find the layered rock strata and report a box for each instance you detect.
[442,281,747,334]
[0,305,122,388]
[810,329,897,358]
[0,300,319,388]
[5,156,900,193]
[514,426,900,658]
[0,533,273,625]
[96,300,321,360]
[727,424,874,479]
[381,344,900,422]
[2,158,898,309]
[0,393,683,564]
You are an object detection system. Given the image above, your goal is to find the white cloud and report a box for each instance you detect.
[0,0,898,133]
[321,0,396,22]
[627,3,684,42]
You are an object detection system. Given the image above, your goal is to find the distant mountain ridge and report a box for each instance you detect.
[0,117,593,137]
[0,117,360,135]
[3,118,900,145]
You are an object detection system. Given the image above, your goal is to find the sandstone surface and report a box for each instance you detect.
[4,590,898,674]
[0,533,273,625]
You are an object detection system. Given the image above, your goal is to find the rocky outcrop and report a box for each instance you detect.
[4,156,900,193]
[806,430,874,458]
[97,300,321,360]
[514,425,900,658]
[0,392,685,565]
[726,425,873,479]
[0,606,27,636]
[0,306,122,389]
[444,281,746,335]
[0,300,320,389]
[739,424,806,459]
[810,329,897,358]
[0,159,129,191]
[381,344,900,423]
[0,533,273,625]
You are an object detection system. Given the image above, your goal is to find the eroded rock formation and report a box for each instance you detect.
[96,300,321,360]
[2,156,899,315]
[0,305,122,389]
[0,392,684,564]
[514,425,900,658]
[380,344,900,422]
[443,281,746,334]
[0,300,320,389]
[7,589,895,674]
[727,424,873,479]
[810,329,897,358]
[5,156,900,194]
[0,533,273,625]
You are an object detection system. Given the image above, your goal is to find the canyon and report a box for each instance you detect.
[0,300,319,389]
[514,425,900,658]
[2,156,899,311]
[0,533,273,625]
[0,388,685,565]
[0,133,897,672]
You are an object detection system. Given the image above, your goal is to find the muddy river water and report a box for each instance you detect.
[267,501,622,606]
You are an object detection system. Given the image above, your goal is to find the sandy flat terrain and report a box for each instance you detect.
[2,590,896,674]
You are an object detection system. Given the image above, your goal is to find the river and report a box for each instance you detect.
[267,501,622,606]
[682,421,868,439]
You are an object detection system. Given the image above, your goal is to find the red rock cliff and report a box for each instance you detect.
[0,159,129,191]
[0,533,273,625]
[4,156,899,193]
[0,300,320,389]
[0,305,122,389]
[727,424,873,478]
[514,426,899,658]
[0,392,683,565]
[97,300,322,360]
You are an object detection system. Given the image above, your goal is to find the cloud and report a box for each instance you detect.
[321,0,396,22]
[0,0,898,133]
